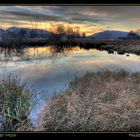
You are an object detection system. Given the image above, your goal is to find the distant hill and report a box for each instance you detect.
[0,27,82,40]
[125,31,140,39]
[6,27,52,38]
[0,27,53,39]
[89,30,129,40]
[0,29,5,38]
[2,28,140,41]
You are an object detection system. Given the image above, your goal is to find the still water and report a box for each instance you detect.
[0,46,140,124]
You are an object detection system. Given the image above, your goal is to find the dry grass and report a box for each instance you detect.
[1,71,139,131]
[106,39,140,55]
[38,71,140,131]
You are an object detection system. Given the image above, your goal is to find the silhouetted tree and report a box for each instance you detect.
[82,32,86,38]
[74,26,80,36]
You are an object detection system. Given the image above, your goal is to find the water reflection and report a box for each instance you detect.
[0,45,140,124]
[0,47,24,61]
[0,45,73,62]
[0,46,139,92]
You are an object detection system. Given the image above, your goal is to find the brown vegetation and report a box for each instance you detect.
[78,39,140,55]
[0,71,140,132]
[39,71,140,131]
[105,39,140,55]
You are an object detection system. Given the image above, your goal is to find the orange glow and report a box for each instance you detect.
[25,47,51,56]
[1,20,105,36]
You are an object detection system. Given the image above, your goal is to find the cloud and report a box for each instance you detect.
[0,6,140,34]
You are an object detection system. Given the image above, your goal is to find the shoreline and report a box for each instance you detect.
[0,38,140,56]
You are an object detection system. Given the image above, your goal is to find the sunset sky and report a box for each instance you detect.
[0,6,140,35]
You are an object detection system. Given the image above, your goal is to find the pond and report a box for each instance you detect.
[0,46,140,125]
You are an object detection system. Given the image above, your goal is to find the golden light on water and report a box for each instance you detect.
[25,47,51,56]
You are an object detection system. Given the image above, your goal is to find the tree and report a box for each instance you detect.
[65,26,73,35]
[73,26,80,36]
[82,32,86,38]
[56,24,65,34]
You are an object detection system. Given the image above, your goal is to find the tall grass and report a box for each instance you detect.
[0,71,140,131]
[0,74,36,131]
[39,71,140,131]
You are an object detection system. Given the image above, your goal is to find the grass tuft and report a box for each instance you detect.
[0,74,36,131]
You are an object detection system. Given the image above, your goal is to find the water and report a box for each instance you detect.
[0,46,140,124]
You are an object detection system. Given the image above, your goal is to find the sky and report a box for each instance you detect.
[0,6,140,35]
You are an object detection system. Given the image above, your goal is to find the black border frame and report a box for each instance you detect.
[0,1,140,139]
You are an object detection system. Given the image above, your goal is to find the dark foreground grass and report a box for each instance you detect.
[38,71,140,132]
[0,74,36,131]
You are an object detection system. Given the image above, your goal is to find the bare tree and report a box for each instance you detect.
[56,24,65,34]
[73,26,80,36]
[65,26,73,35]
[82,32,86,38]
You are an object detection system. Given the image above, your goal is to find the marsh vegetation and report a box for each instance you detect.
[0,71,140,131]
[0,74,36,131]
[38,71,140,131]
